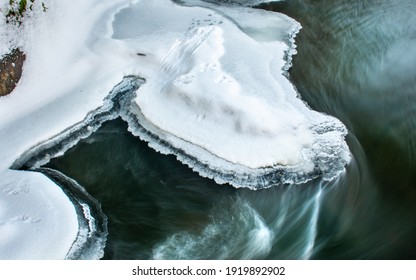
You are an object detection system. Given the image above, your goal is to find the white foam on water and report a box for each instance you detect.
[301,186,323,259]
[152,200,273,259]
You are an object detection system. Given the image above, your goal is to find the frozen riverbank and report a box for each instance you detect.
[0,0,350,258]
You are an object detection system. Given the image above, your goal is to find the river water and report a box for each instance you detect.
[46,0,416,259]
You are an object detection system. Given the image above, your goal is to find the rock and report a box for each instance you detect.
[0,48,26,97]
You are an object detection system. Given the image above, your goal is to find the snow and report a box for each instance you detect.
[0,0,132,259]
[120,0,350,185]
[183,0,278,6]
[133,3,308,168]
[0,0,350,258]
[0,169,78,259]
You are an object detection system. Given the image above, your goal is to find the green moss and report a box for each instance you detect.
[18,0,27,16]
[4,0,47,24]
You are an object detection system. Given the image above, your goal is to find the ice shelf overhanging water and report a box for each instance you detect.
[114,0,351,188]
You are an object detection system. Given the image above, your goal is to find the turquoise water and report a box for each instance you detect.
[45,0,416,259]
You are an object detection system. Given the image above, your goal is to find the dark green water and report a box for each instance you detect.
[46,0,416,259]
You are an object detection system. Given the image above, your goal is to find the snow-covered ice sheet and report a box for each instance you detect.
[116,0,350,187]
[0,169,78,259]
[0,0,350,258]
[179,0,278,6]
